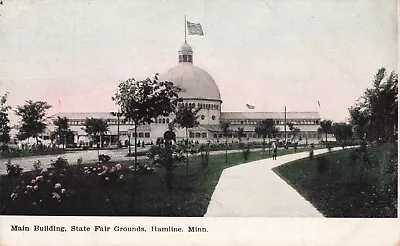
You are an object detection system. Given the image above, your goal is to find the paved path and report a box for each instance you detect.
[205,146,352,217]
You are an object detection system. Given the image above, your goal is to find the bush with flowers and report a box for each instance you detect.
[83,163,125,184]
[50,156,68,169]
[5,159,23,176]
[6,165,70,214]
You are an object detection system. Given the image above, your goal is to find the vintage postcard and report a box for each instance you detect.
[0,0,398,245]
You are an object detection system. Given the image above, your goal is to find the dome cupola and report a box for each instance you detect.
[179,43,193,63]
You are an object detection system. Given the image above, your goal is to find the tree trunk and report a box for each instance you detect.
[186,128,189,176]
[134,123,138,172]
[325,132,328,146]
[263,137,266,152]
[225,136,228,163]
[117,115,120,148]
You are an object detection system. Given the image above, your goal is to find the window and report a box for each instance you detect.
[213,133,218,138]
[195,133,201,138]
[197,103,201,108]
[166,118,169,123]
[145,132,150,138]
[162,118,166,124]
[212,115,216,120]
[201,115,205,120]
[201,132,207,138]
[189,132,194,138]
[138,132,144,138]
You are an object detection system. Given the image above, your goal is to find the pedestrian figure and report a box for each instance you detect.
[272,141,277,160]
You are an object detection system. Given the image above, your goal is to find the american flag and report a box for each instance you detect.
[187,21,204,36]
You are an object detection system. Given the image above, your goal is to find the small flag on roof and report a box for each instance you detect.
[246,104,255,109]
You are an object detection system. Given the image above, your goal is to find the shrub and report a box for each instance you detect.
[32,160,42,171]
[98,154,111,163]
[8,170,68,214]
[5,160,23,176]
[84,163,124,184]
[51,156,68,169]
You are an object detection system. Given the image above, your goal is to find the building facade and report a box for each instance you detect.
[47,43,321,146]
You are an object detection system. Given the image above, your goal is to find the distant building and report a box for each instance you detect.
[46,43,321,146]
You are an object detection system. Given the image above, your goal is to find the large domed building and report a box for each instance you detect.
[47,42,322,147]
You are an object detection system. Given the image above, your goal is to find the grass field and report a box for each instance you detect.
[273,143,397,217]
[0,147,310,216]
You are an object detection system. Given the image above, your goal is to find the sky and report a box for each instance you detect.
[0,0,397,123]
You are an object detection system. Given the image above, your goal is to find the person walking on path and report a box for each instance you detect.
[272,141,277,160]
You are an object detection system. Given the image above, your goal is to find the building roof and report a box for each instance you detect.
[221,111,320,120]
[53,112,118,120]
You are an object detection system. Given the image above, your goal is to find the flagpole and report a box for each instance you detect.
[184,15,187,43]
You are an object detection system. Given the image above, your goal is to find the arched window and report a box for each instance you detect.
[166,118,169,123]
[162,118,166,124]
[212,115,216,120]
[201,115,205,120]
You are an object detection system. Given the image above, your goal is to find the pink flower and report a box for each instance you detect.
[31,179,36,185]
[26,185,33,190]
[52,192,61,200]
[33,185,39,190]
[35,176,43,181]
[54,183,61,189]
[61,189,66,194]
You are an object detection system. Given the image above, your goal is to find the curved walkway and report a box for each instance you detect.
[205,147,352,217]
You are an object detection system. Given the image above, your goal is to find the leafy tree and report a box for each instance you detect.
[318,119,332,146]
[237,127,245,146]
[15,100,51,145]
[83,118,109,148]
[349,68,398,143]
[53,116,69,150]
[220,121,230,163]
[0,92,11,151]
[332,122,353,145]
[113,73,181,171]
[287,122,300,142]
[172,103,199,176]
[255,119,279,154]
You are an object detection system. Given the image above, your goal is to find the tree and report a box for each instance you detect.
[287,122,300,142]
[349,68,398,143]
[318,120,332,145]
[220,121,230,163]
[0,92,11,151]
[110,110,124,147]
[53,116,69,150]
[237,127,245,147]
[15,100,52,145]
[255,119,279,154]
[332,122,353,145]
[172,103,199,176]
[113,73,181,172]
[83,118,109,148]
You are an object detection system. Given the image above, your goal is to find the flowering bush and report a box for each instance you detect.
[32,160,42,171]
[5,160,23,176]
[84,163,124,184]
[8,167,69,214]
[51,156,68,169]
[98,154,111,163]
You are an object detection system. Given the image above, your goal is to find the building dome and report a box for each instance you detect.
[159,43,221,101]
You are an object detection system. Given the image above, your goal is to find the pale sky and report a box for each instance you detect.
[0,0,397,123]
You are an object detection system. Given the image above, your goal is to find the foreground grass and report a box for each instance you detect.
[0,147,309,216]
[273,143,397,217]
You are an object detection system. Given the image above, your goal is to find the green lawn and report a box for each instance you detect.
[0,147,310,216]
[273,143,397,217]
